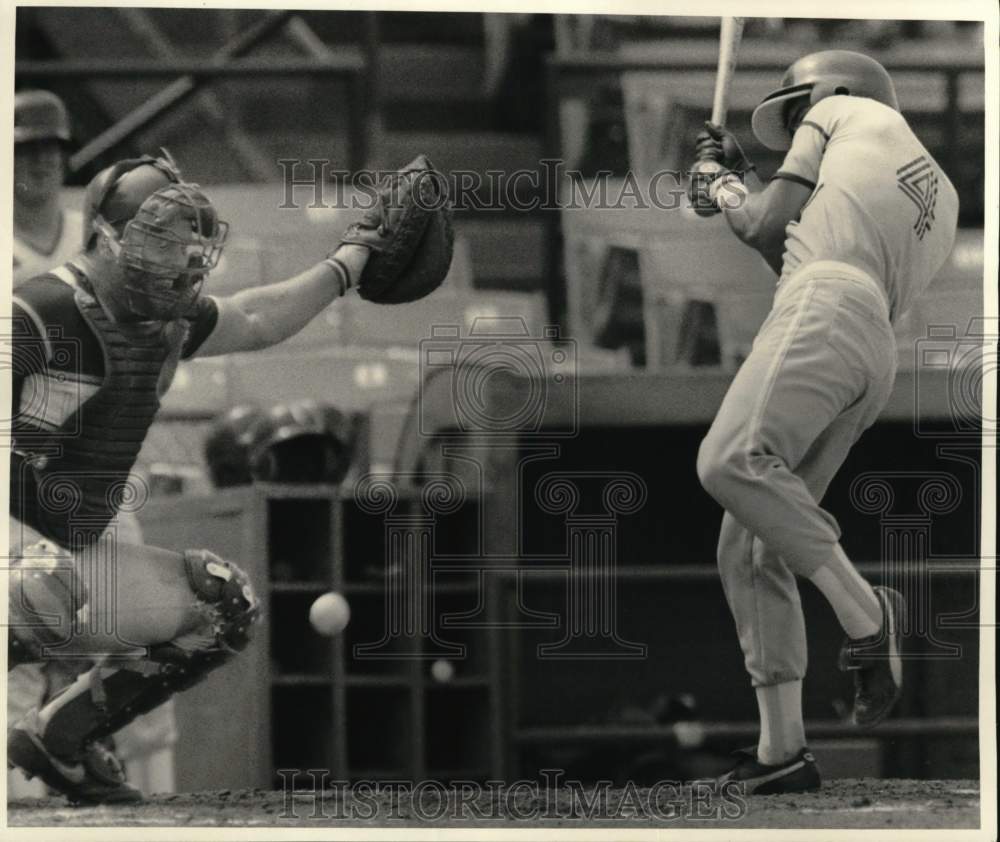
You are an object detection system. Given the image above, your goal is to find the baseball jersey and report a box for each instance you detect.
[12,209,84,288]
[9,268,218,433]
[774,95,959,322]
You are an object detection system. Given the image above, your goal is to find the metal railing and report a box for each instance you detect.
[15,10,378,176]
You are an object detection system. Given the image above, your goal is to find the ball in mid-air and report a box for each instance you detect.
[309,591,351,636]
[430,658,455,683]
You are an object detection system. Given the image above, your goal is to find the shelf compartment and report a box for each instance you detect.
[343,591,420,675]
[271,684,337,777]
[424,685,492,773]
[341,497,398,583]
[426,585,493,673]
[346,686,413,773]
[268,498,334,583]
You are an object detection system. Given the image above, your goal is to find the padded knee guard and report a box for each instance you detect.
[7,539,82,669]
[34,549,259,761]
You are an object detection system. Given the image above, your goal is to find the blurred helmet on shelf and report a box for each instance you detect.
[203,404,267,488]
[247,400,357,485]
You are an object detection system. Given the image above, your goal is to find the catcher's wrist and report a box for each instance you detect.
[320,257,353,296]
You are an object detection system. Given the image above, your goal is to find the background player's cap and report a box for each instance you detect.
[14,89,72,144]
[751,50,899,151]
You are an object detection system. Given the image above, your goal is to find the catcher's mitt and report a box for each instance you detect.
[339,154,453,304]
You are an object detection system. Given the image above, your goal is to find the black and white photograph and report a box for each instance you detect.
[2,2,996,835]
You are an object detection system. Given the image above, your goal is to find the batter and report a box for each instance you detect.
[688,50,959,793]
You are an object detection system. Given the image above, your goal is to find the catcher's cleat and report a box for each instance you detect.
[838,585,905,727]
[7,710,143,805]
[710,746,821,795]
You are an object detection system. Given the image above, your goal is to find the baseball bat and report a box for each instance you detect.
[692,16,746,216]
[710,16,746,128]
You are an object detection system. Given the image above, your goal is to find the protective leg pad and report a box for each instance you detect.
[36,548,259,759]
[6,542,80,665]
[41,649,231,759]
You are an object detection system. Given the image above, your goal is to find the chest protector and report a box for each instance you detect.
[14,286,188,546]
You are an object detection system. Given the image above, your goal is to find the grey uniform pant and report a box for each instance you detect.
[697,261,897,687]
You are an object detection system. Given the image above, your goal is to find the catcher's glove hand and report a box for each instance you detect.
[339,154,453,304]
[695,122,755,175]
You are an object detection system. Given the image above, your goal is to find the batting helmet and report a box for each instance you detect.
[204,405,267,489]
[751,50,899,151]
[247,400,357,485]
[14,90,72,145]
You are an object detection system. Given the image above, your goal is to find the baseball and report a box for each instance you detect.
[430,658,455,683]
[309,591,351,636]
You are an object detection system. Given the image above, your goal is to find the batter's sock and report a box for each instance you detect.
[808,545,881,640]
[755,680,806,765]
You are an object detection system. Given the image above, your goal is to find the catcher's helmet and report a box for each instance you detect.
[751,50,899,150]
[204,405,267,489]
[248,400,356,485]
[14,90,72,145]
[83,152,228,319]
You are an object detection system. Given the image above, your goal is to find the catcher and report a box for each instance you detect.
[6,151,452,804]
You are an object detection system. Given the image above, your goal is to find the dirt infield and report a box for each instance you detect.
[7,779,980,828]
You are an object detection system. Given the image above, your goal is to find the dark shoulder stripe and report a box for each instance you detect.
[771,171,818,191]
[799,120,831,142]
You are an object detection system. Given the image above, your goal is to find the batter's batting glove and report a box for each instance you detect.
[687,159,725,217]
[695,122,756,175]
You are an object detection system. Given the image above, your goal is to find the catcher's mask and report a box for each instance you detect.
[85,152,228,320]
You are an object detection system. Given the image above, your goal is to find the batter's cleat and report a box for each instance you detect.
[7,710,143,805]
[712,747,821,795]
[839,585,905,727]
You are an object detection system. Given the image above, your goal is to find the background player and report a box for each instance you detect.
[13,90,82,287]
[688,50,959,793]
[7,151,442,803]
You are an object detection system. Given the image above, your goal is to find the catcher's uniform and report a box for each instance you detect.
[698,95,958,686]
[9,265,217,544]
[13,209,83,288]
[7,265,216,795]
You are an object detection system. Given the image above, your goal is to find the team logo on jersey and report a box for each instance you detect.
[897,156,938,240]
